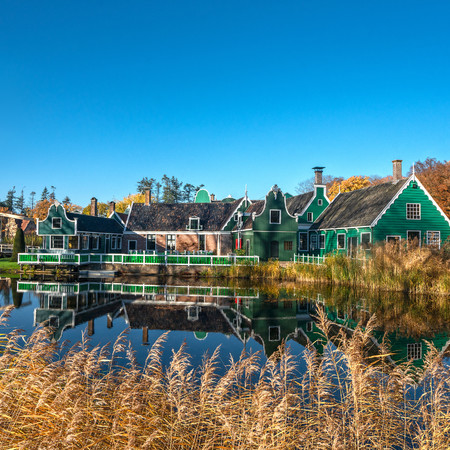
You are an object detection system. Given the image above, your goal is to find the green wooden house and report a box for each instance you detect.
[232,167,330,260]
[37,198,125,253]
[308,168,450,257]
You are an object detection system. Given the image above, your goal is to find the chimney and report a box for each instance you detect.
[144,189,150,206]
[90,197,98,216]
[392,160,402,182]
[210,193,215,201]
[109,201,115,216]
[313,166,325,185]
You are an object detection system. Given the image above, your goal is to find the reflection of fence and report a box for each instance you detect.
[17,281,259,299]
[17,252,259,267]
[294,254,326,265]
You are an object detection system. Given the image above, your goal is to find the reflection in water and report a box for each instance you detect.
[12,278,450,375]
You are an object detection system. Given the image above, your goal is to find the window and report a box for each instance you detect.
[187,305,200,321]
[386,235,401,244]
[426,231,440,248]
[268,326,280,341]
[111,236,118,250]
[306,321,314,333]
[234,213,239,221]
[284,241,293,251]
[199,234,205,251]
[146,234,156,251]
[406,203,421,220]
[407,231,421,247]
[337,233,345,249]
[128,240,137,251]
[319,234,325,249]
[307,212,313,222]
[318,199,323,206]
[407,343,422,361]
[69,236,79,250]
[299,232,308,251]
[81,235,89,250]
[50,235,64,249]
[245,239,250,255]
[52,217,62,229]
[91,235,100,250]
[188,217,201,230]
[269,209,281,224]
[117,236,122,251]
[167,234,176,251]
[361,233,371,250]
[310,234,318,250]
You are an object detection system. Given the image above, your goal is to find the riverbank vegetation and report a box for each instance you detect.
[204,242,450,295]
[0,307,448,448]
[0,258,19,274]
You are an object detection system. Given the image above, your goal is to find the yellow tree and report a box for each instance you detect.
[114,193,145,213]
[328,176,371,201]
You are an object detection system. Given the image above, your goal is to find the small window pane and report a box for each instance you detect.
[361,233,371,249]
[69,236,79,250]
[319,234,325,249]
[406,203,421,220]
[284,241,293,251]
[307,212,313,222]
[52,218,62,229]
[270,210,281,224]
[199,235,205,251]
[299,233,308,251]
[147,234,156,251]
[337,234,345,249]
[51,236,64,249]
[167,234,176,251]
[426,231,440,248]
[128,240,137,251]
[407,343,422,361]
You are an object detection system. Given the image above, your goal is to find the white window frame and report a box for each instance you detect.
[310,234,318,250]
[299,232,308,251]
[268,326,281,342]
[407,343,422,361]
[360,232,371,249]
[50,235,64,250]
[117,236,122,250]
[128,240,137,251]
[337,233,346,249]
[111,235,118,250]
[68,235,79,250]
[90,235,100,250]
[166,234,176,251]
[198,234,206,251]
[386,235,401,243]
[81,235,89,250]
[188,217,202,230]
[406,203,421,220]
[319,234,325,249]
[146,234,156,251]
[317,199,323,206]
[307,212,313,222]
[407,230,421,247]
[52,217,62,229]
[269,209,281,224]
[426,231,440,248]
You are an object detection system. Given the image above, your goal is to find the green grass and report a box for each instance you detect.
[0,257,19,273]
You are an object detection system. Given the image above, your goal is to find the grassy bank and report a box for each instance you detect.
[0,258,19,274]
[0,308,448,448]
[203,244,450,295]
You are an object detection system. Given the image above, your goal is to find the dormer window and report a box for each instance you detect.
[269,210,281,224]
[188,217,202,230]
[52,218,62,229]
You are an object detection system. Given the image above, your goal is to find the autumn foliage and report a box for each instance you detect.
[30,199,82,221]
[327,175,371,201]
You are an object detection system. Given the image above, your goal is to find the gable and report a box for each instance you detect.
[38,204,76,236]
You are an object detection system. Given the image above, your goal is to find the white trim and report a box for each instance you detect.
[146,233,156,251]
[298,185,330,216]
[254,187,297,221]
[91,235,100,251]
[426,230,441,249]
[413,176,450,225]
[124,202,134,230]
[50,235,65,250]
[307,212,313,222]
[360,232,371,245]
[52,217,62,229]
[123,230,232,236]
[268,326,281,342]
[221,197,253,231]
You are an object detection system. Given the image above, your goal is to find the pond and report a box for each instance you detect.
[1,276,449,376]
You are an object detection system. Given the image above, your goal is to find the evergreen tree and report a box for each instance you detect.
[171,176,183,203]
[11,226,25,262]
[49,186,56,200]
[155,182,161,203]
[161,175,173,203]
[5,187,16,212]
[41,187,49,201]
[183,183,196,202]
[62,196,71,206]
[137,177,156,198]
[15,189,25,214]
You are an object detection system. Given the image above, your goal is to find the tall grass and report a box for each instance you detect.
[205,243,450,295]
[0,307,448,448]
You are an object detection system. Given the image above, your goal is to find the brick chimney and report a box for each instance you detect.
[210,193,215,201]
[90,197,98,216]
[109,201,115,215]
[144,189,150,206]
[312,166,325,185]
[392,160,402,182]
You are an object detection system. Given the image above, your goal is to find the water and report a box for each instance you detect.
[1,276,449,375]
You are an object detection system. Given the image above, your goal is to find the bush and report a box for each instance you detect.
[10,227,25,262]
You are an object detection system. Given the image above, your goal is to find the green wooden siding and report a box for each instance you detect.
[297,186,329,225]
[38,204,76,236]
[373,180,450,246]
[222,199,251,232]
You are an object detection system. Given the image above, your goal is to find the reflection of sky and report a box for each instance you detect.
[2,289,309,374]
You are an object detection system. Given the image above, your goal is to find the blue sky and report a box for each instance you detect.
[1,0,449,207]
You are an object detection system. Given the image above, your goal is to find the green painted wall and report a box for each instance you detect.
[297,186,329,225]
[222,199,251,232]
[38,204,76,236]
[373,180,450,246]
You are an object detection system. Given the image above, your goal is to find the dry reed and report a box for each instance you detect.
[0,307,449,449]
